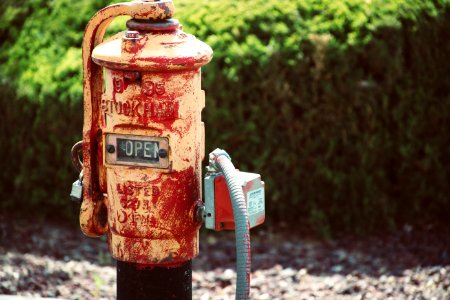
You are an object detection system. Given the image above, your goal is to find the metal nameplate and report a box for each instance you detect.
[105,134,169,168]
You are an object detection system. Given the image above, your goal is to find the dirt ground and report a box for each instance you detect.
[0,215,449,299]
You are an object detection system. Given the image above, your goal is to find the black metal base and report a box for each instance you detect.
[117,260,192,300]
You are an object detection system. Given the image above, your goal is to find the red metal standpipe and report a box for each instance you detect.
[75,1,212,299]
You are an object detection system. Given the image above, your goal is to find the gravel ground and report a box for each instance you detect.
[0,216,449,299]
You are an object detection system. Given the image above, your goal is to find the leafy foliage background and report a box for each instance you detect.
[1,0,449,235]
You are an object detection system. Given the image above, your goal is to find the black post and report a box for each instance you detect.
[117,260,192,300]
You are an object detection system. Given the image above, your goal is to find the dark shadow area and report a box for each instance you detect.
[1,214,449,298]
[1,215,449,278]
[199,226,450,276]
[0,215,110,265]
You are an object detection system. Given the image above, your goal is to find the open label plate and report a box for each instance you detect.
[105,134,169,168]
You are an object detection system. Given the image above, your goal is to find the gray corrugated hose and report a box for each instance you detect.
[209,149,251,300]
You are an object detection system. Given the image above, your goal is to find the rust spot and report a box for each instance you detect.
[96,201,108,227]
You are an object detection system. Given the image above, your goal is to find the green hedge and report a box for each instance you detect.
[1,0,449,235]
[0,0,110,220]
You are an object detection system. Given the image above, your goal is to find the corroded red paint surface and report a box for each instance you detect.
[102,70,197,130]
[108,167,201,265]
[92,28,212,72]
[101,67,204,264]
